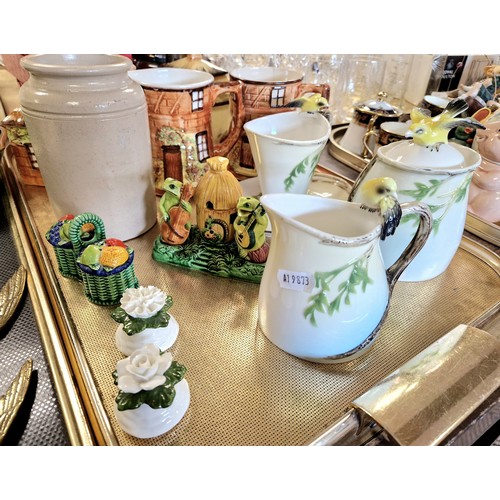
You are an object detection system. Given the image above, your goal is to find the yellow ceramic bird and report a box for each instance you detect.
[406,98,485,150]
[359,177,402,240]
[285,92,330,113]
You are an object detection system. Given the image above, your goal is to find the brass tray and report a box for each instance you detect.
[327,124,370,173]
[466,212,500,247]
[2,147,499,446]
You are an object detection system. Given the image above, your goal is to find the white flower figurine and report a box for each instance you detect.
[120,285,168,319]
[115,344,172,394]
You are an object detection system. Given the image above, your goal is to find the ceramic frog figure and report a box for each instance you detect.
[233,196,269,263]
[159,177,194,245]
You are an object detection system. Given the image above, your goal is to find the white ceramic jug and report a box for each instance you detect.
[244,112,331,195]
[258,193,432,363]
[349,141,481,281]
[19,54,157,241]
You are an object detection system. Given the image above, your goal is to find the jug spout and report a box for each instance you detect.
[260,193,382,246]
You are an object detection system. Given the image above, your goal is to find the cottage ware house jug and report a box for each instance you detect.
[128,67,245,192]
[19,54,157,241]
[349,140,482,281]
[258,193,431,363]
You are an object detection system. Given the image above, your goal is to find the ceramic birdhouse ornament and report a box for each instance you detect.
[195,156,243,243]
[349,98,483,282]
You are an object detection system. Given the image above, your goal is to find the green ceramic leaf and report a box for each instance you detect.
[111,299,174,335]
[114,361,187,411]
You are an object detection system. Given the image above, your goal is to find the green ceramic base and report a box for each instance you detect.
[152,226,265,283]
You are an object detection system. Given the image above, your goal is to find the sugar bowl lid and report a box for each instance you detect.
[355,91,403,118]
[377,140,481,174]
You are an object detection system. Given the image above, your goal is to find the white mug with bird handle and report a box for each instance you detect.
[257,185,432,363]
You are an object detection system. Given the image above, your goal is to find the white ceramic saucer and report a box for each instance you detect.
[240,173,351,200]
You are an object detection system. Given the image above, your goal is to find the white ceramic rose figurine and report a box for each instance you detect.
[112,285,179,355]
[113,344,190,439]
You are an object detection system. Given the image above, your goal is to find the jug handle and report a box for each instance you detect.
[297,82,331,102]
[386,201,433,290]
[211,80,245,158]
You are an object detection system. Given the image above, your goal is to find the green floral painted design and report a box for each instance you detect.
[283,148,322,192]
[113,361,186,411]
[399,173,472,233]
[304,246,374,327]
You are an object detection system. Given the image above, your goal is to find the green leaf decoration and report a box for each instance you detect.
[283,148,322,192]
[304,245,375,326]
[399,174,472,234]
[111,298,174,335]
[114,361,187,411]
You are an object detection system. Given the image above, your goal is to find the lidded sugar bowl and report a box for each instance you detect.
[349,111,482,282]
[340,91,403,158]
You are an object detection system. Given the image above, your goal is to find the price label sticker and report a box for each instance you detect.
[277,269,315,293]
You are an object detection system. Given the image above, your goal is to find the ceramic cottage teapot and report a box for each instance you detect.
[349,101,482,282]
[258,193,431,363]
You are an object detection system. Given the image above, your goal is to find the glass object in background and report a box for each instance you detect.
[459,54,500,86]
[303,55,346,124]
[425,55,468,94]
[381,54,413,111]
[336,55,387,123]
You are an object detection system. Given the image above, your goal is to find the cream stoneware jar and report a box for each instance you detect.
[349,141,481,281]
[19,54,157,241]
[258,193,431,363]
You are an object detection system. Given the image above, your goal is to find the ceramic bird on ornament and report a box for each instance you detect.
[359,177,402,240]
[159,177,195,245]
[406,98,485,151]
[233,196,270,263]
[285,92,331,121]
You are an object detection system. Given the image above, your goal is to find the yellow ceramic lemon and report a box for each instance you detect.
[100,246,129,268]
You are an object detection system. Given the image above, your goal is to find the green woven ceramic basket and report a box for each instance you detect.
[46,213,106,281]
[53,245,81,281]
[79,261,139,306]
